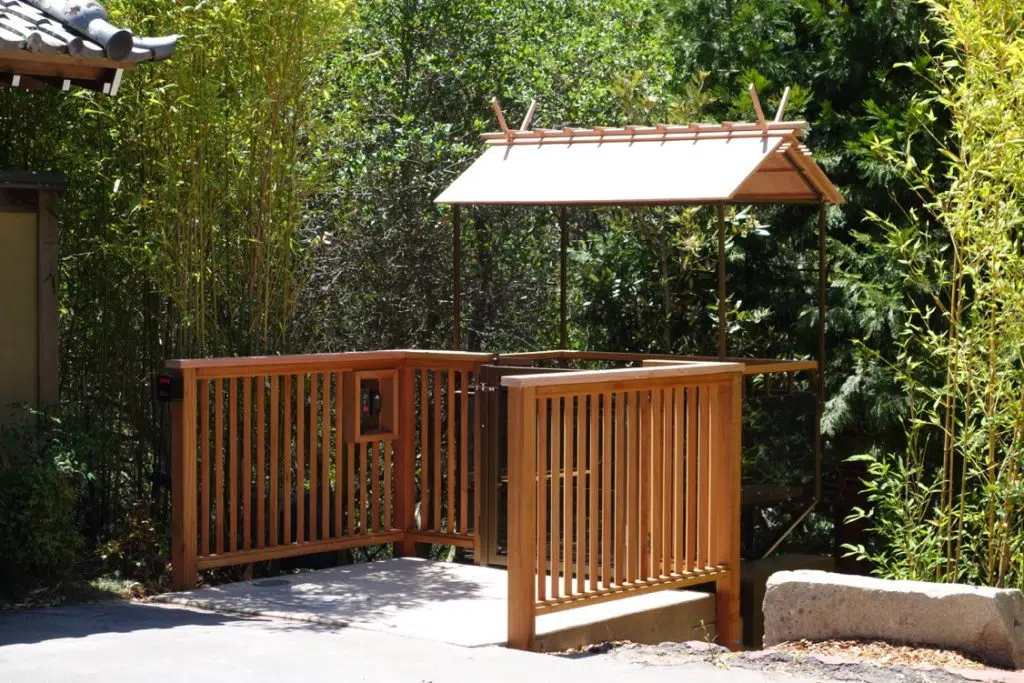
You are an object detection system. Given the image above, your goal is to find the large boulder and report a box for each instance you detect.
[762,570,1024,669]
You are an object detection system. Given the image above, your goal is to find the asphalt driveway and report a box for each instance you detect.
[0,600,811,683]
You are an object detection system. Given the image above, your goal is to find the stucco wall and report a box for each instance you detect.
[0,209,39,421]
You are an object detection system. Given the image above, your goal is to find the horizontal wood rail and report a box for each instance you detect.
[504,362,743,651]
[495,349,817,376]
[168,350,487,590]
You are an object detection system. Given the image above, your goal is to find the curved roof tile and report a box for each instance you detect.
[0,0,177,62]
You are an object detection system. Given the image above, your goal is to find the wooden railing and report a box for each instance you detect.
[503,362,743,650]
[404,362,483,548]
[167,350,489,590]
[496,350,822,558]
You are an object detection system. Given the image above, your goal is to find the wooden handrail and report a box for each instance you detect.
[500,362,742,389]
[167,349,493,370]
[494,350,816,376]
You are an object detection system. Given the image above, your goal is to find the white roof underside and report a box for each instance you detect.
[435,133,843,206]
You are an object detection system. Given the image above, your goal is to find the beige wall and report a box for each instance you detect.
[0,210,39,421]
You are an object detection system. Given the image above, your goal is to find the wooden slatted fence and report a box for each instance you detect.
[168,351,488,589]
[503,362,743,651]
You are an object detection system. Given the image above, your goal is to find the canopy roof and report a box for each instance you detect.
[435,119,844,207]
[0,0,178,94]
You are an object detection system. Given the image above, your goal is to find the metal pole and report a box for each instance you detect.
[716,205,727,358]
[815,203,827,503]
[559,207,568,349]
[453,205,462,351]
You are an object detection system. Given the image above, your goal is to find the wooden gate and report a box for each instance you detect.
[476,365,574,566]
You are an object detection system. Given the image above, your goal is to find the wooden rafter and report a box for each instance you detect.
[480,120,809,146]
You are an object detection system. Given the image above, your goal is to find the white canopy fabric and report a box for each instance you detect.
[434,130,844,206]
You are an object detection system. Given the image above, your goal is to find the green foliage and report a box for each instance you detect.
[846,0,1024,588]
[0,0,1001,586]
[297,0,675,353]
[0,412,87,594]
[95,0,349,356]
[0,0,349,575]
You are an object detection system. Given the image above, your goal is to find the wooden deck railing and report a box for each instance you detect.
[503,362,743,650]
[167,350,489,590]
[403,362,483,548]
[496,349,822,558]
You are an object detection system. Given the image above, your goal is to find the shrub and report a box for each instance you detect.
[0,410,86,594]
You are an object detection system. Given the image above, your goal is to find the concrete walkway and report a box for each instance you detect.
[0,601,813,683]
[151,557,713,647]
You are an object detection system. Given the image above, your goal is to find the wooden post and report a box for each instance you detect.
[171,368,198,591]
[453,205,462,351]
[558,207,568,350]
[395,365,417,555]
[506,384,537,650]
[716,205,727,358]
[815,204,826,503]
[36,190,59,409]
[715,374,742,650]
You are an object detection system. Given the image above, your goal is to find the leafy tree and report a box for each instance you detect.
[296,0,675,353]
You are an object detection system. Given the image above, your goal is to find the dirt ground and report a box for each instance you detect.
[557,640,1024,683]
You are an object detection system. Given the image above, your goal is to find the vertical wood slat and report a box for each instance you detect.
[371,438,381,532]
[433,370,442,531]
[384,440,393,530]
[576,395,586,594]
[550,399,561,600]
[359,442,368,534]
[588,393,599,590]
[639,390,650,579]
[613,391,625,586]
[625,392,638,582]
[229,379,238,552]
[215,379,224,555]
[460,371,469,534]
[601,392,612,588]
[321,373,331,540]
[283,375,292,545]
[396,367,417,555]
[473,371,482,536]
[698,384,711,568]
[708,385,721,566]
[309,373,318,541]
[200,379,210,556]
[243,377,252,551]
[334,372,343,539]
[447,369,455,532]
[418,369,429,531]
[562,397,572,596]
[296,375,306,544]
[673,386,684,573]
[347,383,356,535]
[536,397,549,603]
[650,388,662,576]
[270,376,280,547]
[257,377,266,550]
[662,388,673,577]
[686,385,698,572]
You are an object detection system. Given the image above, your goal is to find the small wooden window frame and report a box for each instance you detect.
[351,369,399,441]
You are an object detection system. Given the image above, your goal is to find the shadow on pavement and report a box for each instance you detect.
[0,601,250,646]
